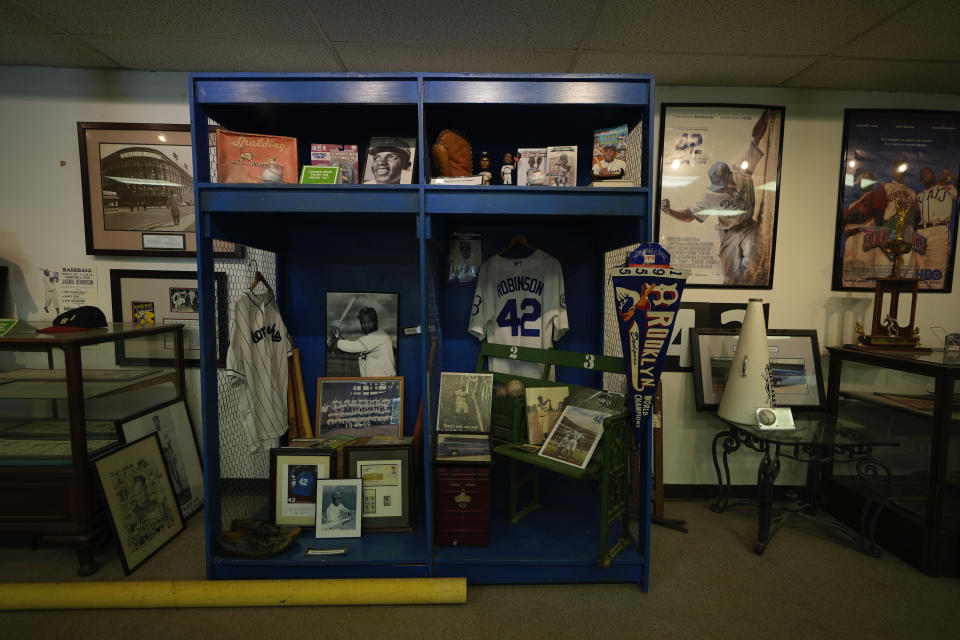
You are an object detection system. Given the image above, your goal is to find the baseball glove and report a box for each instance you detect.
[431,129,473,176]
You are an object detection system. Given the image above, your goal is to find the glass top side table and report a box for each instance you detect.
[711,412,899,556]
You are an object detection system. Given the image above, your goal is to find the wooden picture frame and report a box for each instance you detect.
[120,399,203,520]
[315,376,404,438]
[655,104,785,288]
[690,328,825,411]
[93,433,185,575]
[315,478,362,538]
[345,443,413,532]
[269,447,336,528]
[78,122,241,257]
[109,269,227,367]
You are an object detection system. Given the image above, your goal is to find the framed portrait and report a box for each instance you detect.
[655,104,785,288]
[315,478,362,538]
[362,136,416,184]
[316,376,404,438]
[831,109,960,292]
[120,400,203,520]
[77,122,241,258]
[436,372,494,433]
[690,328,825,411]
[345,443,413,531]
[269,447,335,528]
[93,433,185,575]
[325,292,399,378]
[110,269,228,367]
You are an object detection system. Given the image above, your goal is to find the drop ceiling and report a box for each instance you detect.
[1,0,958,94]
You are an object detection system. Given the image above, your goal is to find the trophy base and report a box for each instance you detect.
[846,338,932,353]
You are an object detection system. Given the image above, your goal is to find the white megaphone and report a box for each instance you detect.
[717,299,773,424]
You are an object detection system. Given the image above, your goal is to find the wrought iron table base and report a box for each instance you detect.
[711,428,891,557]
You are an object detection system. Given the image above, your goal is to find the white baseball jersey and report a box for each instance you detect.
[226,290,293,453]
[469,250,569,378]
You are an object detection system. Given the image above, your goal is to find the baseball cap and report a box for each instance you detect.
[708,162,732,192]
[37,306,107,334]
[368,139,412,165]
[291,470,316,497]
[603,143,617,151]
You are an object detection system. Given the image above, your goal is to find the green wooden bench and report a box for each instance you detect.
[475,342,633,567]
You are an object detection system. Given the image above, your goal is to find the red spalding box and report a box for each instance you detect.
[216,129,298,184]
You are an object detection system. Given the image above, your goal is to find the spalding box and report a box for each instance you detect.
[216,129,298,184]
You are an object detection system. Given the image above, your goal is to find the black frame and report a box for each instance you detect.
[345,442,413,532]
[830,108,960,293]
[654,103,786,289]
[92,433,185,575]
[690,328,825,411]
[109,269,227,367]
[268,447,337,528]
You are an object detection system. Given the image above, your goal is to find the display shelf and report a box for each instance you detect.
[0,370,175,400]
[839,390,960,423]
[423,185,649,216]
[198,184,421,214]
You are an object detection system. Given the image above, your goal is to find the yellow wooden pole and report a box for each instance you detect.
[0,578,466,610]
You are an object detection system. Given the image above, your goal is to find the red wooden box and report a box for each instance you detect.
[434,464,490,546]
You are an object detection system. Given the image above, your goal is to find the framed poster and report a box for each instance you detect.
[655,104,785,288]
[345,443,412,531]
[690,328,825,411]
[109,269,228,367]
[78,122,241,257]
[831,109,960,292]
[269,447,335,528]
[120,400,203,519]
[315,376,404,438]
[436,372,494,433]
[325,292,399,377]
[93,433,185,575]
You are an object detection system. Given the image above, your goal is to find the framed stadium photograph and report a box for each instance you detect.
[325,292,399,378]
[831,109,960,292]
[78,122,240,257]
[315,376,404,438]
[269,447,335,528]
[655,104,785,288]
[689,328,825,411]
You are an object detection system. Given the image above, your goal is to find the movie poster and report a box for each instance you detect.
[832,110,960,292]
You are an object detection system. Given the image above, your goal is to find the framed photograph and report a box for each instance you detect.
[832,109,960,292]
[110,269,228,367]
[77,122,241,258]
[269,447,335,528]
[435,433,491,463]
[315,478,362,538]
[325,292,399,377]
[525,386,569,445]
[690,328,826,411]
[655,104,785,288]
[436,372,494,433]
[448,232,482,282]
[93,433,185,575]
[362,136,416,184]
[315,376,404,438]
[537,405,606,470]
[345,443,412,531]
[120,400,203,519]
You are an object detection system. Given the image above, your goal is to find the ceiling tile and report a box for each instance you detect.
[0,1,58,34]
[583,0,912,56]
[0,33,117,67]
[783,57,960,93]
[834,0,960,61]
[22,0,321,40]
[313,0,595,49]
[574,51,817,87]
[81,37,342,73]
[337,44,575,73]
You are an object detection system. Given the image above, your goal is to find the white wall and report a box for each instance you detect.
[1,67,957,482]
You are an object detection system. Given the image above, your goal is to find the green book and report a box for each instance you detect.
[0,319,17,337]
[299,166,340,184]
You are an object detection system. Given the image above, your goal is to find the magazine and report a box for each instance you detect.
[546,145,577,187]
[592,125,628,178]
[537,405,606,470]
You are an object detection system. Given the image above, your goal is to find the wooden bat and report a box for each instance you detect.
[335,295,358,328]
[292,348,313,438]
[287,358,299,438]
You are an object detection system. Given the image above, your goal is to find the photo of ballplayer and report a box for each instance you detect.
[325,292,399,378]
[39,268,60,314]
[833,110,960,291]
[436,372,493,433]
[658,105,784,287]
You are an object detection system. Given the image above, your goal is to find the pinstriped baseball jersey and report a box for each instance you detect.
[226,290,292,453]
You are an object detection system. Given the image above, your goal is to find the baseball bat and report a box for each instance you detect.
[287,358,299,438]
[292,348,313,438]
[335,296,358,328]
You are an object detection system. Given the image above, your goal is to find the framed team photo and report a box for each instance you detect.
[268,447,335,528]
[325,292,399,378]
[78,122,241,258]
[315,478,362,538]
[655,104,785,288]
[315,376,404,438]
[831,109,960,292]
[109,269,228,367]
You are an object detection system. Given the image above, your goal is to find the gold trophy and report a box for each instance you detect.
[855,197,927,350]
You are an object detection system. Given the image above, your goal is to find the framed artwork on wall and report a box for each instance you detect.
[655,104,785,289]
[78,122,241,258]
[109,269,227,367]
[831,109,959,292]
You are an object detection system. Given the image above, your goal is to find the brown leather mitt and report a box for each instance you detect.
[431,129,473,176]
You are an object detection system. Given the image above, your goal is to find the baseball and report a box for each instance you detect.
[506,379,525,398]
